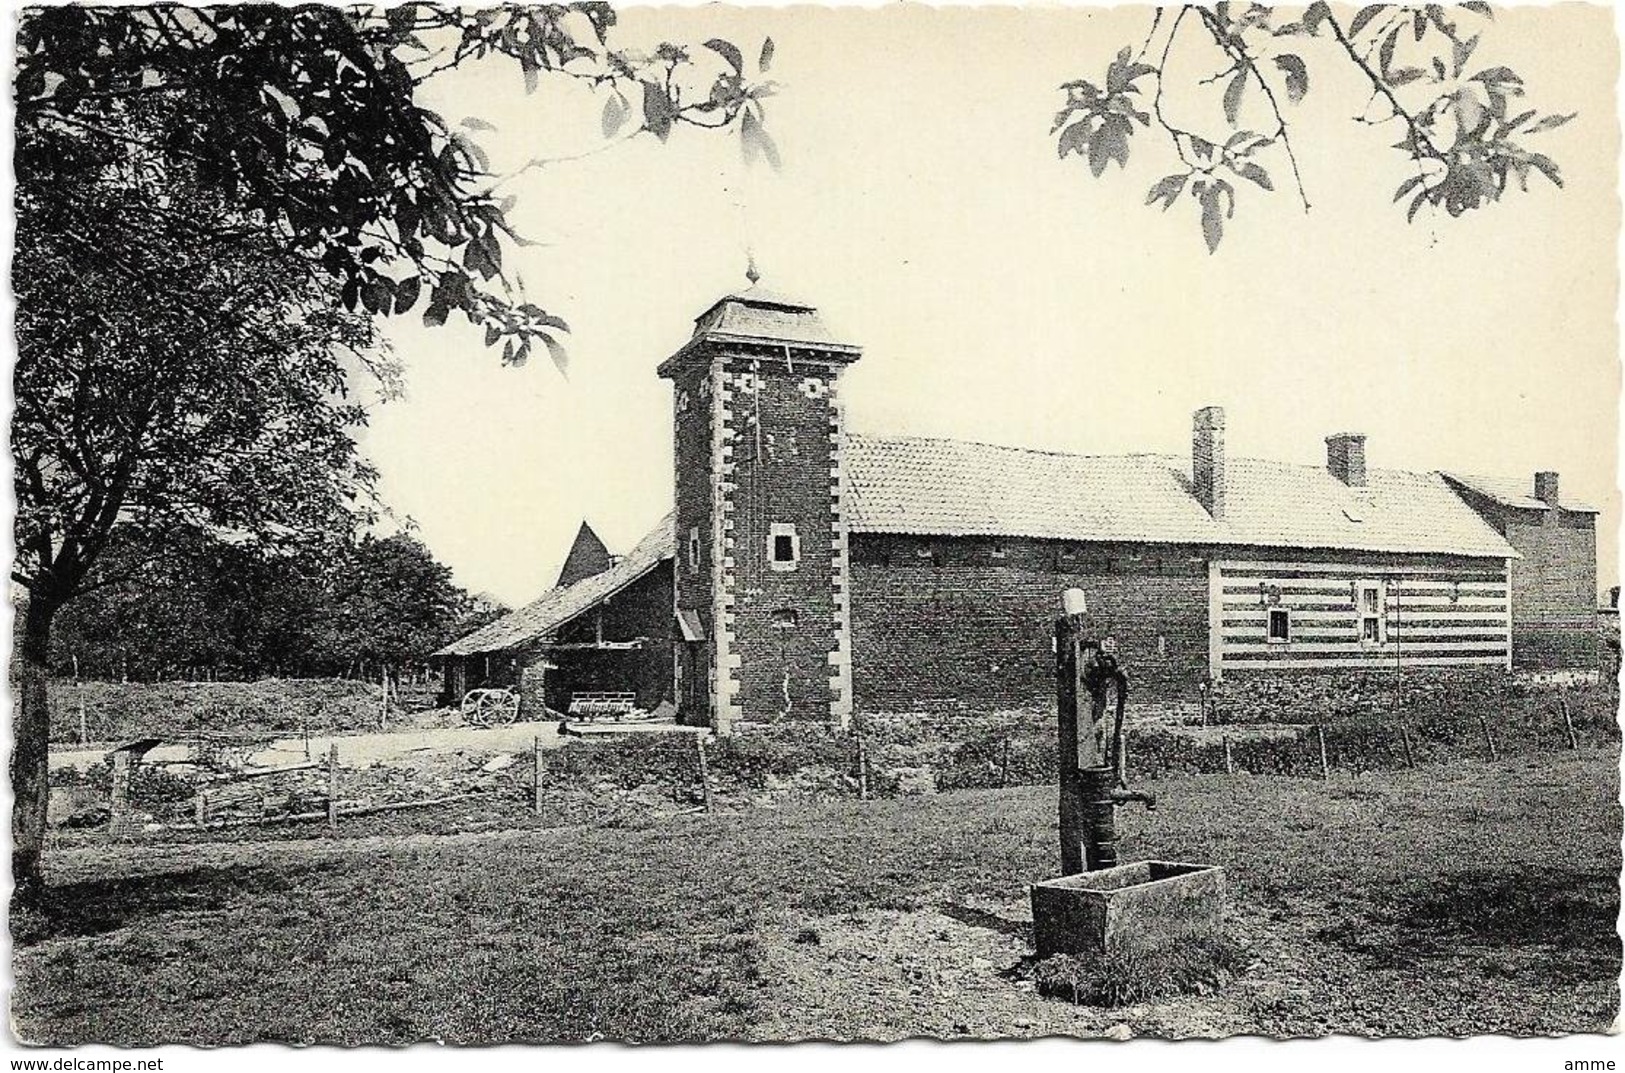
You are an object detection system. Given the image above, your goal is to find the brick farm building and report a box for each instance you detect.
[437,288,1601,731]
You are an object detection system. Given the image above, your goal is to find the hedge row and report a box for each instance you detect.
[529,681,1617,804]
[1207,669,1614,728]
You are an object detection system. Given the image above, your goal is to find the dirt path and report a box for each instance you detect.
[746,900,1252,1041]
[49,719,568,772]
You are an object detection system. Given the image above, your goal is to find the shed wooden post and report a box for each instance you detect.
[1222,735,1234,776]
[533,735,544,816]
[695,734,713,813]
[1560,699,1579,751]
[1316,724,1330,779]
[327,743,340,829]
[857,735,870,800]
[1478,716,1498,761]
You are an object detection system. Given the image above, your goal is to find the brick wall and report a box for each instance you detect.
[723,362,845,722]
[1450,483,1599,671]
[1502,508,1598,670]
[671,360,716,724]
[848,535,1211,710]
[522,565,675,712]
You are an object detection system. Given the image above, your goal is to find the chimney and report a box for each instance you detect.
[1192,406,1226,520]
[1535,470,1560,507]
[1325,433,1367,487]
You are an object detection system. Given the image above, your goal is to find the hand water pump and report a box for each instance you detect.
[1055,588,1155,874]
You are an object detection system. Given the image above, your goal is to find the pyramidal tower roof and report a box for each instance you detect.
[555,521,614,587]
[658,280,860,375]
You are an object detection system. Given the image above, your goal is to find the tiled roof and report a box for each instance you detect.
[435,512,675,657]
[845,434,1519,560]
[442,437,1529,657]
[659,288,860,376]
[1441,471,1600,514]
[704,297,853,349]
[846,436,1214,544]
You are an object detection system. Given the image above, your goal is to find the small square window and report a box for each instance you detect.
[1267,607,1291,643]
[769,523,799,572]
[687,527,700,575]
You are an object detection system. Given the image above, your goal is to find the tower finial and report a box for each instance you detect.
[745,253,760,287]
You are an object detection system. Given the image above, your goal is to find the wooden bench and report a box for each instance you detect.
[567,691,639,720]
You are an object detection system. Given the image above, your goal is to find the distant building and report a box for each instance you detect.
[436,289,1601,729]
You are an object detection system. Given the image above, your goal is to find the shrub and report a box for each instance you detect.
[1034,932,1249,1007]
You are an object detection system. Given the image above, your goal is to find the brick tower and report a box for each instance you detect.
[657,287,862,734]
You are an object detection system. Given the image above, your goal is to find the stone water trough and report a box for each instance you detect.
[1030,861,1225,959]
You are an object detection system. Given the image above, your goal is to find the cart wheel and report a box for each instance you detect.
[462,689,492,728]
[473,689,516,728]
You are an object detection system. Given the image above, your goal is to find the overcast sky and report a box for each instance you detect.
[355,2,1620,608]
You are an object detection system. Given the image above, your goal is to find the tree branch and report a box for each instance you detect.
[1195,6,1311,212]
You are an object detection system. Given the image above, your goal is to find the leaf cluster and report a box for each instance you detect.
[13,109,382,614]
[16,4,773,370]
[50,527,499,679]
[1052,3,1574,251]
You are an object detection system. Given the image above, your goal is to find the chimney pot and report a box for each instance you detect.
[1192,406,1226,520]
[1326,433,1367,487]
[1535,470,1560,506]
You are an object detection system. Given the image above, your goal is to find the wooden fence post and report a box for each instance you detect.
[1560,700,1579,751]
[858,735,870,800]
[78,696,88,747]
[533,735,544,816]
[1316,724,1330,779]
[695,734,713,813]
[1478,715,1499,761]
[1222,735,1234,776]
[109,749,132,838]
[1400,726,1415,769]
[327,743,340,829]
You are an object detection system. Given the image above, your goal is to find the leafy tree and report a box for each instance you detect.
[1054,2,1575,251]
[49,528,327,681]
[52,529,489,682]
[449,591,511,642]
[12,131,380,895]
[14,4,769,896]
[312,532,470,678]
[17,3,777,366]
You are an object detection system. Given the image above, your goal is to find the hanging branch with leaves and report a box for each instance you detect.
[1052,2,1574,252]
[17,3,777,372]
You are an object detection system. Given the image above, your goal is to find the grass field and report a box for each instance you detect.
[46,677,444,745]
[13,750,1620,1044]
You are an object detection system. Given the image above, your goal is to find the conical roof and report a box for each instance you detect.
[555,521,614,587]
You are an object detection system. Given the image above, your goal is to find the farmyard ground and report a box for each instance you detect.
[13,750,1619,1044]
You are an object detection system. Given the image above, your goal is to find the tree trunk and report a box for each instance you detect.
[13,596,56,903]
